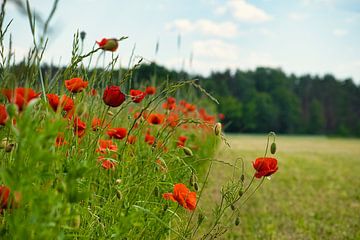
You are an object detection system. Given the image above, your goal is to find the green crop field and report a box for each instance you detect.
[202,134,360,240]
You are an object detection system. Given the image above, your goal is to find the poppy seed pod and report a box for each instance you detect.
[214,122,222,136]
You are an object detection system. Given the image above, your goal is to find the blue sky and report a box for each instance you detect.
[4,0,360,83]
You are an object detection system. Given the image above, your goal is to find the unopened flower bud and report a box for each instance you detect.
[194,182,199,191]
[235,216,240,226]
[190,173,198,186]
[270,142,277,154]
[72,215,81,229]
[183,147,193,156]
[240,174,245,182]
[80,31,86,41]
[197,213,205,226]
[154,186,160,197]
[239,190,244,197]
[231,204,236,211]
[116,189,123,200]
[6,104,18,118]
[214,122,222,136]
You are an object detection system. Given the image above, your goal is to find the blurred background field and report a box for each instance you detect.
[203,134,360,239]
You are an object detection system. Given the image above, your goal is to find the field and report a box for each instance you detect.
[203,134,360,239]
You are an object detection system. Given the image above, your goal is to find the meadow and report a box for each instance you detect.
[203,134,360,239]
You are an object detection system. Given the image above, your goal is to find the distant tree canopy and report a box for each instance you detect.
[135,63,360,137]
[9,61,360,136]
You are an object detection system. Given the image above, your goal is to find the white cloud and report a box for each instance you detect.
[165,19,238,38]
[332,29,348,37]
[226,0,272,23]
[288,12,308,21]
[192,39,240,61]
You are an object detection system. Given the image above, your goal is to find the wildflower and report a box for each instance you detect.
[145,133,155,145]
[90,88,97,96]
[166,113,179,127]
[130,89,146,103]
[65,78,88,93]
[185,103,196,112]
[103,86,126,107]
[96,139,118,154]
[47,94,74,112]
[107,127,127,140]
[147,113,164,125]
[55,133,67,147]
[0,104,8,125]
[1,88,40,111]
[253,157,278,178]
[218,113,225,121]
[73,117,86,137]
[96,38,118,52]
[102,159,116,170]
[145,86,156,95]
[0,185,21,213]
[177,136,187,147]
[162,97,176,110]
[163,183,196,211]
[127,135,136,144]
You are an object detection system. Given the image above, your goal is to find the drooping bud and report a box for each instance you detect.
[235,216,240,226]
[240,174,245,182]
[239,190,244,197]
[214,122,222,136]
[154,186,160,197]
[231,204,236,211]
[197,213,205,226]
[72,215,81,229]
[116,189,123,200]
[194,182,199,191]
[270,142,277,154]
[183,146,193,156]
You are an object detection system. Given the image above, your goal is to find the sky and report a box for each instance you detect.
[3,0,360,83]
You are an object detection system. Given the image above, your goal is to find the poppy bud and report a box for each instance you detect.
[6,104,18,118]
[163,203,168,212]
[190,173,197,186]
[72,215,81,229]
[214,122,222,136]
[183,147,193,156]
[197,213,205,226]
[194,182,199,191]
[239,190,243,197]
[240,174,245,182]
[154,186,160,197]
[235,216,240,226]
[270,142,277,154]
[80,31,86,41]
[116,189,123,200]
[5,143,15,153]
[231,204,236,211]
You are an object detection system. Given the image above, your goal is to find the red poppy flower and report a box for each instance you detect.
[73,117,86,137]
[0,104,8,126]
[0,185,21,213]
[107,127,127,140]
[145,133,155,145]
[65,78,88,93]
[218,113,225,121]
[145,86,156,95]
[47,94,74,112]
[90,88,97,96]
[2,88,40,111]
[253,157,278,178]
[96,38,118,52]
[127,135,136,144]
[103,86,126,107]
[163,183,196,211]
[166,113,179,128]
[177,135,187,147]
[130,89,146,103]
[96,139,118,153]
[147,113,164,125]
[55,133,67,147]
[101,159,116,170]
